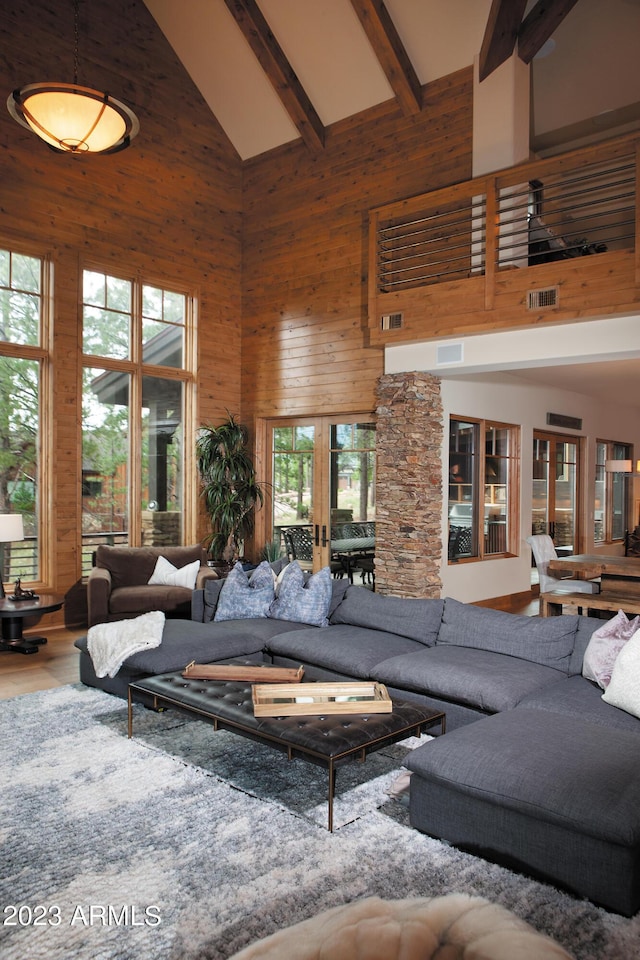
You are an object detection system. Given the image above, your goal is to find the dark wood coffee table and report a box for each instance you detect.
[0,593,64,654]
[128,672,445,830]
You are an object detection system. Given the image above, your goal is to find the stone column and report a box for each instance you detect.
[374,372,443,598]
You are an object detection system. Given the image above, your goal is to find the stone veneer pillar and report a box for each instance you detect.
[374,371,443,598]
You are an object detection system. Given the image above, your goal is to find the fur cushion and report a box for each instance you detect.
[227,894,573,960]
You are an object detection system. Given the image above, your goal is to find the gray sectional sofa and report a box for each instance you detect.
[75,572,640,917]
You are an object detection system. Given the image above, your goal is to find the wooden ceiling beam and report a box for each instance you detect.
[349,0,422,116]
[223,0,325,154]
[517,0,581,64]
[479,0,528,82]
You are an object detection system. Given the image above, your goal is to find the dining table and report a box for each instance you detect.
[547,553,640,600]
[330,536,375,584]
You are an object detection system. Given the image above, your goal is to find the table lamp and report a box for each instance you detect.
[0,514,25,599]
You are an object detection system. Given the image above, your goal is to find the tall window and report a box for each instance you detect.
[448,418,519,561]
[82,269,193,570]
[595,441,632,543]
[0,246,46,585]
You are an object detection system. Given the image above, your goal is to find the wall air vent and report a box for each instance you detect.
[527,286,559,310]
[380,312,403,331]
[436,342,464,366]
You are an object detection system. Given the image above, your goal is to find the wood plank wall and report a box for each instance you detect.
[241,68,473,548]
[241,68,473,422]
[0,0,242,627]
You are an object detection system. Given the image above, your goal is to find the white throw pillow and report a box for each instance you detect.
[602,630,640,718]
[582,609,639,689]
[148,555,200,590]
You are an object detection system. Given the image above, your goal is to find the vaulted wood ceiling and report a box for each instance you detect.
[143,0,640,160]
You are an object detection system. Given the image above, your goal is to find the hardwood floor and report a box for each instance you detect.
[0,627,85,700]
[0,591,541,700]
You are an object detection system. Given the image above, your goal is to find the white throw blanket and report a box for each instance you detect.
[87,610,165,678]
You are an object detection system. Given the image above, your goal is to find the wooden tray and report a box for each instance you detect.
[252,681,392,717]
[182,662,304,683]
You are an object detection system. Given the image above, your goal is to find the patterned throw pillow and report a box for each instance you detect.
[214,561,275,622]
[269,561,332,627]
[582,609,639,689]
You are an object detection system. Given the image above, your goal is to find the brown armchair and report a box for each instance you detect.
[87,544,217,627]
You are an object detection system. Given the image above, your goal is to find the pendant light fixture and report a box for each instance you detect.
[7,0,139,155]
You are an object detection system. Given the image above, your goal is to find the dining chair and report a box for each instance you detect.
[526,535,600,595]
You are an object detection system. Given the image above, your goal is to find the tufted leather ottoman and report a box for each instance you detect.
[128,671,445,830]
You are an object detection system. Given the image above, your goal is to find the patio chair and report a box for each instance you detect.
[283,526,344,577]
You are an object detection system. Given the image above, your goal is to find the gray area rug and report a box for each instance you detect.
[1,684,638,960]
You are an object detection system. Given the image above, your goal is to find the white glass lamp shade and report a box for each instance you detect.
[605,459,633,473]
[7,83,139,155]
[0,514,24,543]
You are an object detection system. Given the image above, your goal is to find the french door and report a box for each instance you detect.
[532,431,583,554]
[265,416,376,571]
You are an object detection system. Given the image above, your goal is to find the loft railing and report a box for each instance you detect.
[497,157,635,269]
[369,133,639,319]
[377,194,486,291]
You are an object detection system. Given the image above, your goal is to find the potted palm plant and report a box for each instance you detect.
[196,413,264,567]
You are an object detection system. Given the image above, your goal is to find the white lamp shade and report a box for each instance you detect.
[605,459,633,473]
[0,514,24,543]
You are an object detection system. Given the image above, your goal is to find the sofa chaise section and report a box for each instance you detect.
[75,617,306,699]
[407,707,640,916]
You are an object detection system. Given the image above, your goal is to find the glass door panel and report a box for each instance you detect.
[271,424,316,568]
[141,375,183,545]
[267,417,376,577]
[329,421,376,583]
[532,432,579,555]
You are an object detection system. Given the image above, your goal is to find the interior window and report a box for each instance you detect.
[81,268,192,573]
[595,441,632,544]
[448,417,519,562]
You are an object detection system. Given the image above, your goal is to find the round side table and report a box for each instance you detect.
[0,593,64,654]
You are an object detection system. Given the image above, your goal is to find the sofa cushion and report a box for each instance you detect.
[266,625,423,679]
[519,674,640,733]
[109,584,192,616]
[582,609,639,689]
[269,562,332,627]
[330,586,444,646]
[374,646,565,714]
[437,598,577,672]
[214,561,275,621]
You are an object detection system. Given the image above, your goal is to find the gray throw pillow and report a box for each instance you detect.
[203,578,225,622]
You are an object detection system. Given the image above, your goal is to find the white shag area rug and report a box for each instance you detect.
[0,684,638,960]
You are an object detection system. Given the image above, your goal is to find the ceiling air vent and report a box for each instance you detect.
[527,286,559,310]
[380,312,403,331]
